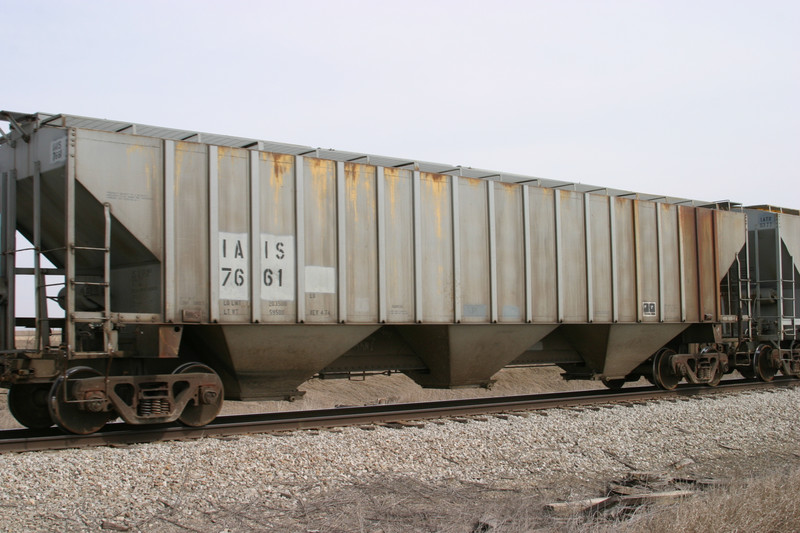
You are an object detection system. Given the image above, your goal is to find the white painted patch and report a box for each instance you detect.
[261,234,295,301]
[219,232,248,300]
[305,266,336,294]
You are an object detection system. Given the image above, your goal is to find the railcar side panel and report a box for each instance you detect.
[258,152,296,323]
[216,146,251,323]
[588,195,612,323]
[560,190,588,322]
[613,198,636,322]
[697,208,717,321]
[659,203,682,323]
[457,177,489,323]
[494,182,525,323]
[303,158,338,323]
[383,168,415,323]
[679,206,700,323]
[528,187,558,322]
[344,163,378,323]
[172,141,210,323]
[637,201,659,322]
[419,173,454,323]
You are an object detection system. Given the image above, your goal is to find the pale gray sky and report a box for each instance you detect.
[2,0,798,207]
[6,0,800,318]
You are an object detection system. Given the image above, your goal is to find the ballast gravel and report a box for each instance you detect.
[1,386,799,532]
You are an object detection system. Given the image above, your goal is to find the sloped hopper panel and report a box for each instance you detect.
[715,209,747,280]
[190,325,379,400]
[561,324,689,379]
[397,324,557,388]
[15,175,159,272]
[781,213,800,272]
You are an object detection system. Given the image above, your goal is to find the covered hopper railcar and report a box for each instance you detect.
[0,111,798,434]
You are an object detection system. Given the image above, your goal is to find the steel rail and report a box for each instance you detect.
[1,378,797,454]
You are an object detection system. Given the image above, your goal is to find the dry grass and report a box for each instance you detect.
[243,466,800,533]
[72,467,800,532]
[249,477,550,533]
[584,466,800,533]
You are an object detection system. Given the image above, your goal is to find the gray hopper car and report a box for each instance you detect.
[0,111,798,434]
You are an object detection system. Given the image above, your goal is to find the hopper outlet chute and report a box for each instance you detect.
[397,324,557,388]
[561,323,689,379]
[187,324,379,401]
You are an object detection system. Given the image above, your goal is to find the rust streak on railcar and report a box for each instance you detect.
[345,162,373,225]
[384,167,401,218]
[678,206,699,323]
[695,208,716,322]
[267,152,293,227]
[174,141,190,194]
[309,158,333,216]
[422,172,448,240]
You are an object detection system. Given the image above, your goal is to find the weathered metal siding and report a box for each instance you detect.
[588,195,612,322]
[344,163,378,323]
[679,206,700,323]
[0,115,758,395]
[560,190,588,322]
[637,201,659,322]
[659,203,681,323]
[19,127,744,331]
[383,168,414,323]
[457,177,489,323]
[419,173,454,323]
[303,158,337,323]
[614,198,637,322]
[258,152,296,323]
[172,141,209,322]
[529,187,558,322]
[697,209,717,321]
[494,182,525,323]
[215,146,251,323]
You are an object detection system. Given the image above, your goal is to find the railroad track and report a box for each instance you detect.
[1,378,798,454]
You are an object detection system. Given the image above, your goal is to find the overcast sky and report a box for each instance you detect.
[2,0,798,208]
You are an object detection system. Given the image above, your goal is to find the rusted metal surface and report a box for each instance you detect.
[0,110,761,412]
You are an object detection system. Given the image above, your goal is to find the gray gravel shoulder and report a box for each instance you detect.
[1,386,798,532]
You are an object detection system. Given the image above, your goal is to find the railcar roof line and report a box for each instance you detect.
[746,204,800,215]
[1,109,718,207]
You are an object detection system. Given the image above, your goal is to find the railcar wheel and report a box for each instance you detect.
[707,363,723,387]
[49,367,110,435]
[173,363,224,427]
[700,348,724,387]
[652,348,680,390]
[8,383,54,429]
[601,379,626,390]
[752,345,777,382]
